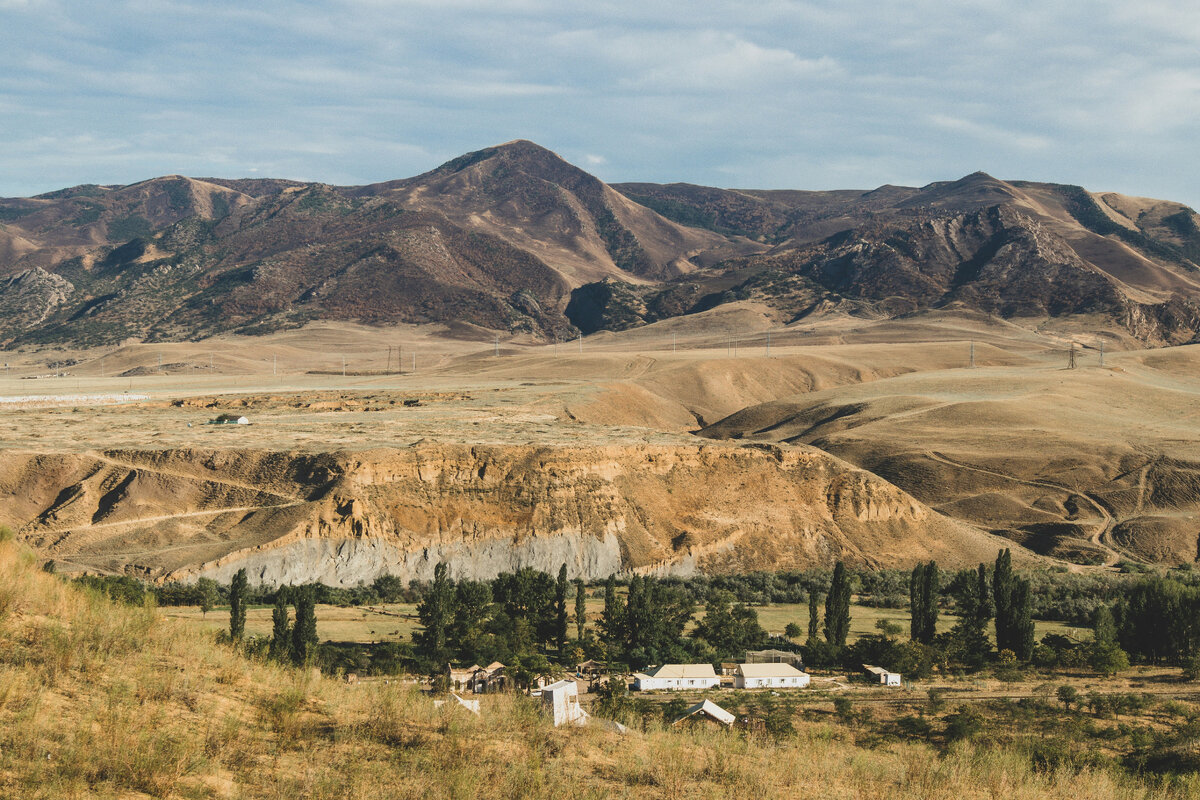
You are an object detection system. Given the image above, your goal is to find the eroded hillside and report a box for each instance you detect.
[2,442,1007,586]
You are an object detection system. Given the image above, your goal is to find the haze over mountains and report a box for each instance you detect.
[2,139,1199,349]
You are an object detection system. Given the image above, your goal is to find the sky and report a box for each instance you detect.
[1,0,1198,207]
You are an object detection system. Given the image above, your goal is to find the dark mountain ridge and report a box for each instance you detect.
[2,141,1199,346]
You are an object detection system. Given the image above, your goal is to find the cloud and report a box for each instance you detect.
[0,0,1196,209]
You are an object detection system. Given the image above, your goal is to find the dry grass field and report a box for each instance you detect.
[3,537,1198,800]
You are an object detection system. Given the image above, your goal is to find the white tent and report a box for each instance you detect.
[672,699,736,727]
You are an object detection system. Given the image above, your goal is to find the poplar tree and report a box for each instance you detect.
[600,575,625,660]
[574,578,586,642]
[554,563,569,654]
[808,590,821,642]
[291,587,319,666]
[992,549,1015,652]
[908,561,939,644]
[824,561,852,648]
[1011,577,1035,661]
[229,567,248,642]
[414,562,454,667]
[269,588,291,662]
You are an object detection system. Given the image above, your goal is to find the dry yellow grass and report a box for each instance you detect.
[2,536,1197,799]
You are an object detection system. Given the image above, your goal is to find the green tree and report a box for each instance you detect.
[993,549,1015,653]
[449,579,492,662]
[824,561,852,648]
[694,590,767,659]
[908,561,939,644]
[1011,577,1035,661]
[414,562,455,667]
[784,622,803,639]
[196,577,220,617]
[291,586,319,666]
[600,575,625,662]
[574,578,586,642]
[1056,684,1079,710]
[1086,605,1129,675]
[269,588,291,662]
[947,566,991,667]
[554,563,569,655]
[229,568,248,642]
[807,591,821,642]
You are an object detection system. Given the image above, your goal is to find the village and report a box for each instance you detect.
[440,650,901,729]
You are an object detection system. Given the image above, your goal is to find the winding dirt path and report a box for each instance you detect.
[925,451,1120,567]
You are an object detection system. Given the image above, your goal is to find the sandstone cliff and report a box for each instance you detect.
[2,442,1010,586]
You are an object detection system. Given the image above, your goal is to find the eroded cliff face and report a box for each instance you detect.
[2,442,1007,586]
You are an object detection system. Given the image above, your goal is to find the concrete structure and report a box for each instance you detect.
[863,665,902,686]
[632,664,721,691]
[446,661,508,694]
[433,693,481,715]
[672,699,735,727]
[733,662,811,689]
[541,679,590,727]
[744,649,805,670]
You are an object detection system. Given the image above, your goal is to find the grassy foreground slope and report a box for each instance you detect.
[0,538,1192,800]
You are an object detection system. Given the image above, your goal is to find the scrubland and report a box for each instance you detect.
[2,536,1198,799]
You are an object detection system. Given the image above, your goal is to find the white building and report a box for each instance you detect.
[632,664,721,691]
[541,679,590,727]
[863,665,902,686]
[733,662,811,689]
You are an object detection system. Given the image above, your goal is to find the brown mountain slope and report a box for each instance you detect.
[0,142,759,346]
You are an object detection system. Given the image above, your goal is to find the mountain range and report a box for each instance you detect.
[2,139,1199,347]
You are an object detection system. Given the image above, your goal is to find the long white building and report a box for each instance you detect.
[733,662,810,689]
[633,664,721,691]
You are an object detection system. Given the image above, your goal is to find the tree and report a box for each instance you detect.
[1056,684,1079,710]
[196,577,220,617]
[824,561,852,648]
[414,562,455,667]
[992,549,1015,653]
[574,578,586,642]
[269,588,291,662]
[946,566,991,667]
[554,563,569,655]
[1087,605,1129,675]
[908,561,939,644]
[694,590,767,659]
[1011,577,1035,662]
[291,586,319,666]
[229,568,248,642]
[807,591,821,642]
[449,579,492,663]
[600,575,625,661]
[784,622,803,640]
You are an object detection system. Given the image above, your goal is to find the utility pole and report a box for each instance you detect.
[1100,340,1105,367]
[273,354,277,376]
[1067,342,1077,370]
[494,336,499,357]
[969,341,975,369]
[578,332,582,354]
[342,355,346,377]
[766,331,771,357]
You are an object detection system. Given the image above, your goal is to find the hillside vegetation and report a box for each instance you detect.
[1,536,1197,799]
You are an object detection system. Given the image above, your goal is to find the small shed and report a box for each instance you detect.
[863,665,902,686]
[673,699,736,728]
[541,679,590,727]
